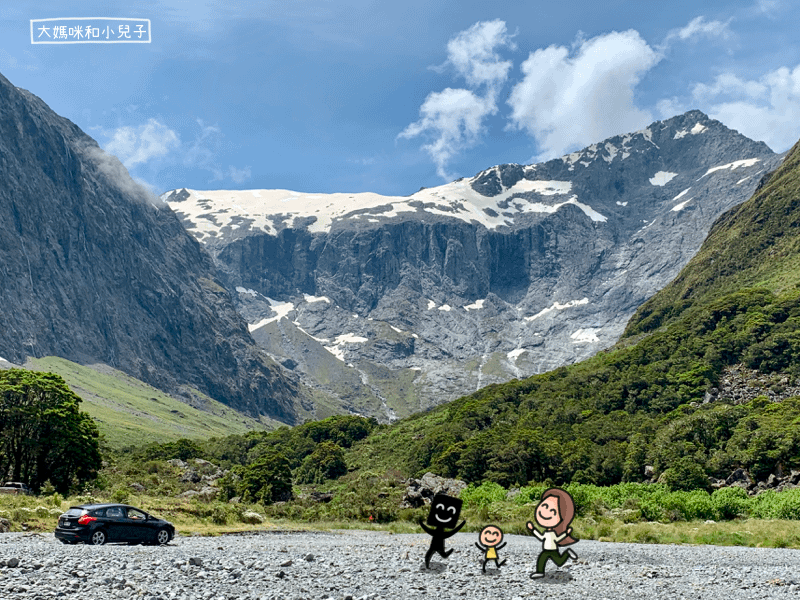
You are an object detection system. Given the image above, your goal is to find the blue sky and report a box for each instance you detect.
[1,0,799,196]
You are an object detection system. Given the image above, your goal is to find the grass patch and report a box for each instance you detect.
[7,488,800,549]
[24,357,270,449]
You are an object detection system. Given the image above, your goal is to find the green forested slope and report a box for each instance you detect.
[625,142,800,338]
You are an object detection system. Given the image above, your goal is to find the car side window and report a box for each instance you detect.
[128,508,146,521]
[106,507,123,518]
[92,508,106,517]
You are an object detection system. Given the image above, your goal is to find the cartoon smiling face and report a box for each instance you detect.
[535,496,562,529]
[426,494,463,527]
[479,525,503,547]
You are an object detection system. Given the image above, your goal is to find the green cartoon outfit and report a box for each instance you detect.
[531,529,573,574]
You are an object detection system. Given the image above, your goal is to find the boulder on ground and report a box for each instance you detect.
[178,486,217,501]
[241,511,264,524]
[401,472,466,508]
[725,468,754,490]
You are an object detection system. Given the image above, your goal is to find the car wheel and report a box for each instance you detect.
[156,528,171,545]
[90,530,107,545]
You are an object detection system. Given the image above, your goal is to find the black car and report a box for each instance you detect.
[55,503,175,546]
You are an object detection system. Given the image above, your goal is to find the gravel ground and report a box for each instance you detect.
[1,530,799,599]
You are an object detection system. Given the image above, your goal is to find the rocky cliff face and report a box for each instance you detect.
[163,111,784,421]
[0,72,299,422]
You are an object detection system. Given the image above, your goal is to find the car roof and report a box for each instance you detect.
[69,503,145,510]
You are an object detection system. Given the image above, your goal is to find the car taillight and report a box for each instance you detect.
[77,514,97,525]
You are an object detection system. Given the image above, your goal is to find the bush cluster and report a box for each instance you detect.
[455,480,800,523]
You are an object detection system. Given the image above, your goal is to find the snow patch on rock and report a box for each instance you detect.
[507,348,527,361]
[324,334,369,362]
[464,299,485,311]
[571,328,600,343]
[700,158,761,179]
[649,171,677,186]
[525,298,589,321]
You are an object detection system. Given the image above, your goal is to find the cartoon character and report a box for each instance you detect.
[525,488,578,579]
[475,524,507,573]
[419,493,465,568]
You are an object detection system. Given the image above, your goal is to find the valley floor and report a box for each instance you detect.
[1,531,798,599]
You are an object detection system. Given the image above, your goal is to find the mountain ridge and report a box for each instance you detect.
[0,71,301,423]
[164,110,784,420]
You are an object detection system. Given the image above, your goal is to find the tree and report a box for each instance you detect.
[142,438,204,462]
[295,441,347,484]
[0,369,101,493]
[239,448,293,504]
[659,456,709,492]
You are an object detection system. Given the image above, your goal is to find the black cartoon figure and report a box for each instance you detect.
[419,493,465,568]
[475,524,507,573]
[525,488,578,579]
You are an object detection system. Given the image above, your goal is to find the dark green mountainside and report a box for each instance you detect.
[625,141,800,338]
[340,140,800,489]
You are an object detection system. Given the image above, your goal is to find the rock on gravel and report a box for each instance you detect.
[0,530,799,599]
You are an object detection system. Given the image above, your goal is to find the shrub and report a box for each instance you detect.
[751,488,800,520]
[110,487,129,503]
[142,438,205,462]
[711,486,750,520]
[210,505,229,525]
[460,481,507,508]
[512,484,548,506]
[639,496,666,522]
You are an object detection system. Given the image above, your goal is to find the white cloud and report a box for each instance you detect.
[689,65,800,151]
[692,72,768,101]
[0,48,38,72]
[398,88,496,180]
[213,165,252,184]
[183,119,221,168]
[442,19,514,89]
[507,30,660,161]
[184,120,252,184]
[100,117,251,186]
[753,0,782,16]
[655,96,687,119]
[399,19,513,180]
[104,119,180,168]
[79,143,165,208]
[663,16,733,45]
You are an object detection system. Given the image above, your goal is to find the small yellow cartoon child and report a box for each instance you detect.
[475,524,507,573]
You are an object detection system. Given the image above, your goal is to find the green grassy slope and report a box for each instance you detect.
[24,357,274,449]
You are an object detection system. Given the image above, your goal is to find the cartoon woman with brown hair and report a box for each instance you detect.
[525,488,578,579]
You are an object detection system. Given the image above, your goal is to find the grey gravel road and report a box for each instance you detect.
[1,530,799,599]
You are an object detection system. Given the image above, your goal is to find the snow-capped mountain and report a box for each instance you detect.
[163,110,784,421]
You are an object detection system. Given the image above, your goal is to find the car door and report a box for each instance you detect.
[103,506,128,541]
[125,507,151,543]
